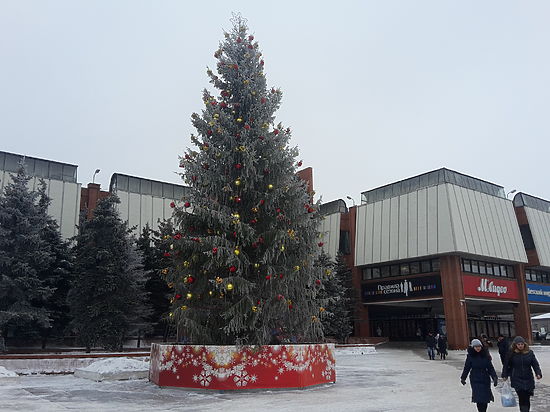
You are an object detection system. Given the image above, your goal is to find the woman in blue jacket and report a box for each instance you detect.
[461,339,498,412]
[502,336,542,412]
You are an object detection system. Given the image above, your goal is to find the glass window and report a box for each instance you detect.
[339,231,351,255]
[49,163,63,180]
[493,264,501,277]
[34,159,49,178]
[372,267,380,279]
[174,185,185,199]
[479,263,486,275]
[4,153,21,172]
[485,263,494,276]
[152,181,162,197]
[421,260,431,273]
[471,261,479,273]
[507,266,514,278]
[390,265,400,277]
[0,152,4,169]
[129,177,140,193]
[463,259,471,272]
[25,158,35,175]
[380,266,390,278]
[62,165,76,182]
[410,262,420,274]
[116,175,129,191]
[432,259,440,272]
[141,180,152,195]
[163,183,174,199]
[500,265,508,277]
[363,268,372,281]
[400,263,410,276]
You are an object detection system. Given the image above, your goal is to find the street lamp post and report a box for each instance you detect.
[506,189,517,199]
[92,169,101,184]
[346,196,356,206]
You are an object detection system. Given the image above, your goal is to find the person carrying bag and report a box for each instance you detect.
[501,336,543,412]
[500,380,516,407]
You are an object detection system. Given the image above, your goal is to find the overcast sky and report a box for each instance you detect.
[1,1,549,206]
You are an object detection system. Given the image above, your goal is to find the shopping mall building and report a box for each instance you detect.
[2,149,550,348]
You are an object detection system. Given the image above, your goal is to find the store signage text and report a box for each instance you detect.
[362,275,442,302]
[526,283,550,303]
[462,274,518,300]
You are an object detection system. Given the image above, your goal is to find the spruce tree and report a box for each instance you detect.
[35,180,74,346]
[318,253,353,343]
[68,195,150,351]
[166,16,326,345]
[0,164,54,338]
[137,223,171,337]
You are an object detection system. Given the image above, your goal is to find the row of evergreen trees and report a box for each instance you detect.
[0,163,354,351]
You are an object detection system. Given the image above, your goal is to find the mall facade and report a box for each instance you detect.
[320,168,550,349]
[2,150,550,349]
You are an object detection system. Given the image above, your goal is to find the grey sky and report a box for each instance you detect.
[1,1,549,206]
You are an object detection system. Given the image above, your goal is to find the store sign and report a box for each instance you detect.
[526,283,550,303]
[362,275,442,302]
[462,275,519,300]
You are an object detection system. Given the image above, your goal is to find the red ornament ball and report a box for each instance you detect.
[259,199,265,205]
[187,276,195,284]
[235,163,242,169]
[229,266,237,273]
[175,294,182,300]
[315,279,321,285]
[277,294,284,301]
[318,242,324,247]
[308,207,315,213]
[297,161,303,167]
[163,252,171,257]
[234,197,241,203]
[244,124,250,130]
[174,233,182,240]
[248,35,254,41]
[184,201,191,208]
[265,275,271,280]
[169,201,175,208]
[261,97,266,104]
[212,247,218,255]
[273,129,279,135]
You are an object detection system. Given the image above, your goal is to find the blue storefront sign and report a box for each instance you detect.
[526,282,550,303]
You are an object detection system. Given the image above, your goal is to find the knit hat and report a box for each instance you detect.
[470,339,482,347]
[512,336,526,345]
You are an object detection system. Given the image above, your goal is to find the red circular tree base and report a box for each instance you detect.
[149,343,336,390]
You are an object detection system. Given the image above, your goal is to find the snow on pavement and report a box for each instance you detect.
[0,346,549,412]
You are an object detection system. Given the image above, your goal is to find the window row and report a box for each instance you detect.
[461,259,515,278]
[0,152,77,183]
[526,269,550,284]
[111,174,188,199]
[362,259,440,281]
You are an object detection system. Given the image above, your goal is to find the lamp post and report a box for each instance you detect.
[346,196,356,207]
[92,169,101,184]
[506,189,517,199]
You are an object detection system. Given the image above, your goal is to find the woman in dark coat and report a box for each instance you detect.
[502,336,543,412]
[461,339,498,412]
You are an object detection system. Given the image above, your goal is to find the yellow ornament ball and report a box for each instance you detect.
[251,207,259,213]
[186,293,193,300]
[254,263,260,269]
[183,261,190,268]
[294,265,301,271]
[234,249,240,256]
[209,290,214,296]
[235,179,241,186]
[237,118,243,123]
[325,269,332,275]
[169,312,174,318]
[280,245,285,251]
[215,276,223,284]
[267,184,274,190]
[181,305,188,311]
[238,145,246,151]
[213,113,219,118]
[319,307,326,312]
[226,283,234,291]
[252,305,258,312]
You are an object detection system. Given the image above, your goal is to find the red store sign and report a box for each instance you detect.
[462,274,519,300]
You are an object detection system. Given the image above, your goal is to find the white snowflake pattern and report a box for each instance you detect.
[277,367,284,375]
[232,369,250,387]
[197,370,212,387]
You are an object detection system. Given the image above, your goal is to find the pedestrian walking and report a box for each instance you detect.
[460,339,498,412]
[426,332,437,360]
[438,334,448,360]
[501,336,543,412]
[496,334,509,366]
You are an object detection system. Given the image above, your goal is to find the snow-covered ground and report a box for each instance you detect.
[0,345,549,412]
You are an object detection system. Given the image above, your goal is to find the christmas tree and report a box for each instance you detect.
[0,163,54,339]
[166,16,326,345]
[68,195,151,351]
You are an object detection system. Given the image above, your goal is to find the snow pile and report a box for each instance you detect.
[0,365,19,383]
[0,366,18,377]
[74,357,149,381]
[335,345,376,356]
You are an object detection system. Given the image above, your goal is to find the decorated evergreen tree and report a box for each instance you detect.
[0,164,54,339]
[317,253,353,343]
[68,195,150,351]
[166,16,326,345]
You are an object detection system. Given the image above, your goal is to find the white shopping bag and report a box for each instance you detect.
[500,381,516,407]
